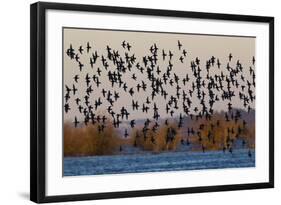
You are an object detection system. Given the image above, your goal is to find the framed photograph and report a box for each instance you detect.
[30,2,274,203]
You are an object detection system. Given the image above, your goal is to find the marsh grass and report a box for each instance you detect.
[64,111,255,156]
[131,122,182,153]
[64,122,121,156]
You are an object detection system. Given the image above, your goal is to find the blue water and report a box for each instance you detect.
[64,149,255,176]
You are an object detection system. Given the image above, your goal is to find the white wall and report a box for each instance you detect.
[0,0,279,204]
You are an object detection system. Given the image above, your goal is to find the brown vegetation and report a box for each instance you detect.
[130,122,182,153]
[187,112,255,151]
[130,112,255,153]
[64,122,121,156]
[64,111,255,156]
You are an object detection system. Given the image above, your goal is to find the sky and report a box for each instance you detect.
[63,27,255,122]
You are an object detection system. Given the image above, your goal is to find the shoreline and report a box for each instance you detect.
[64,148,255,158]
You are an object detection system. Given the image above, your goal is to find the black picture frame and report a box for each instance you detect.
[30,2,274,203]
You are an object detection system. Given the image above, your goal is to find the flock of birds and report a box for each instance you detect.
[64,38,255,157]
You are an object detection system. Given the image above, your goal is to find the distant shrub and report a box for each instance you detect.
[64,121,120,156]
[186,112,255,151]
[131,122,182,153]
[64,110,255,156]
